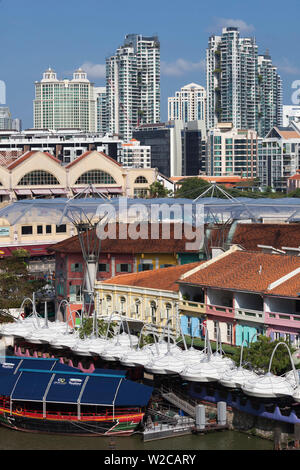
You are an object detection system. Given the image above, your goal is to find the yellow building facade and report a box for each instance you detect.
[0,150,160,251]
[94,263,201,336]
[95,281,179,336]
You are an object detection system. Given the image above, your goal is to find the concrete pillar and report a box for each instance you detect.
[111,257,116,277]
[217,401,227,426]
[195,404,206,430]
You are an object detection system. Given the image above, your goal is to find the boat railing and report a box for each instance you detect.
[0,400,142,420]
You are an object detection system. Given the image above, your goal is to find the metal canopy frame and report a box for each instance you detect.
[2,189,300,325]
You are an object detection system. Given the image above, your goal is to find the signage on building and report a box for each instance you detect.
[0,227,10,237]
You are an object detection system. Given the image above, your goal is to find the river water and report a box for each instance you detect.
[0,426,273,450]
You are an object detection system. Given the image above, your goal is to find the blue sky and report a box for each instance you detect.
[1,0,299,128]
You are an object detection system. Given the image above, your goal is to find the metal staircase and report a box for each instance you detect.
[160,385,197,418]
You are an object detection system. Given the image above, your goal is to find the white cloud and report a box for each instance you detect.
[80,58,205,79]
[161,58,205,76]
[80,62,106,79]
[278,58,300,75]
[208,17,255,34]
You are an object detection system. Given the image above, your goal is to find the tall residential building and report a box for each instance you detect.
[206,27,258,131]
[206,34,222,131]
[168,83,206,125]
[257,52,282,137]
[106,34,160,142]
[94,87,108,135]
[206,122,260,178]
[258,124,300,192]
[34,68,96,132]
[119,138,151,169]
[0,107,12,130]
[12,119,22,132]
[206,27,282,136]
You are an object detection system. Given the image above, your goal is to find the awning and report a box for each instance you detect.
[96,188,109,194]
[51,188,68,195]
[0,356,59,375]
[72,187,92,194]
[0,357,127,377]
[108,187,123,194]
[72,187,122,195]
[31,189,52,195]
[72,187,108,194]
[46,374,123,406]
[0,189,9,195]
[0,374,20,396]
[0,244,54,257]
[115,379,153,406]
[15,189,32,195]
[11,370,51,402]
[27,245,53,255]
[1,368,153,407]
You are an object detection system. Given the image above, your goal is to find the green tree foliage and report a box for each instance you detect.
[78,317,117,339]
[174,178,295,200]
[175,178,211,199]
[0,249,46,310]
[231,335,296,375]
[138,333,155,348]
[286,188,300,198]
[0,312,15,324]
[149,181,172,198]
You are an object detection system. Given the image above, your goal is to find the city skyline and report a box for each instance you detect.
[0,0,299,129]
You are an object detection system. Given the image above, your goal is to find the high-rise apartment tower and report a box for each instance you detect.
[106,34,160,141]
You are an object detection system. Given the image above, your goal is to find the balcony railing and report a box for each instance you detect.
[265,311,300,328]
[206,304,235,317]
[179,301,206,314]
[235,308,265,324]
[179,298,300,329]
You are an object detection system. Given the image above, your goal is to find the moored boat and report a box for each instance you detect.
[0,358,153,436]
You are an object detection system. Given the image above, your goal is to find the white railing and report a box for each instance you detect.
[265,310,300,326]
[235,307,265,323]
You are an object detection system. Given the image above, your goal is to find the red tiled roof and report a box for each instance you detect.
[6,151,36,169]
[101,261,202,292]
[170,175,251,183]
[6,150,61,170]
[49,223,202,254]
[231,223,300,251]
[275,129,300,139]
[65,151,122,169]
[200,176,252,183]
[180,250,300,297]
[270,272,300,297]
[0,150,24,167]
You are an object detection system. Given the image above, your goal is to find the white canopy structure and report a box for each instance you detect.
[242,342,299,399]
[219,338,261,389]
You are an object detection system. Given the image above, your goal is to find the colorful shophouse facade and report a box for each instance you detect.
[94,262,200,335]
[51,223,201,313]
[178,245,300,348]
